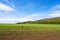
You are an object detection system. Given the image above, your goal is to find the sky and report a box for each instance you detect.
[0,0,60,23]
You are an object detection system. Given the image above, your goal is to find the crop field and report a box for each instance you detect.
[0,24,60,40]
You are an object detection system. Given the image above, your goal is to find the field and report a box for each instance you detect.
[0,24,60,40]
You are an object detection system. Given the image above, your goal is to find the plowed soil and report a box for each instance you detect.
[0,29,60,40]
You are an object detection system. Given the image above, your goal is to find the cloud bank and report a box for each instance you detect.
[0,13,49,23]
[0,3,14,12]
[49,4,60,17]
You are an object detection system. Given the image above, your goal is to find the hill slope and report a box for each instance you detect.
[17,17,60,24]
[34,17,60,24]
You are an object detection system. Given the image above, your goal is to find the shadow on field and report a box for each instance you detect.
[0,29,60,40]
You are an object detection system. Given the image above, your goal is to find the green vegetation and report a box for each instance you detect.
[17,17,60,24]
[0,17,60,31]
[0,24,60,31]
[35,17,60,24]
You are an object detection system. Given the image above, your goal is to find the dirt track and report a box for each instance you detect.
[0,29,60,40]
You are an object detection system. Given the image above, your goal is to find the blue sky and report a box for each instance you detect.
[0,0,60,23]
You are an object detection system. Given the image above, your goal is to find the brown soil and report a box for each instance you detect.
[0,29,60,40]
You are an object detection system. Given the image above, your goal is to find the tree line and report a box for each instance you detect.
[17,17,60,24]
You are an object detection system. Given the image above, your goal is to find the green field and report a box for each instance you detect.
[0,24,60,31]
[0,24,60,40]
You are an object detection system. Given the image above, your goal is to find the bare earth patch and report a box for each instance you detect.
[0,29,60,40]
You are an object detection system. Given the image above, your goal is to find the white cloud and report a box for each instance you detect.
[0,3,14,12]
[0,13,51,23]
[19,14,41,21]
[49,11,60,17]
[0,18,30,23]
[17,13,49,22]
[49,4,60,17]
[52,5,60,11]
[49,13,60,17]
[0,14,42,23]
